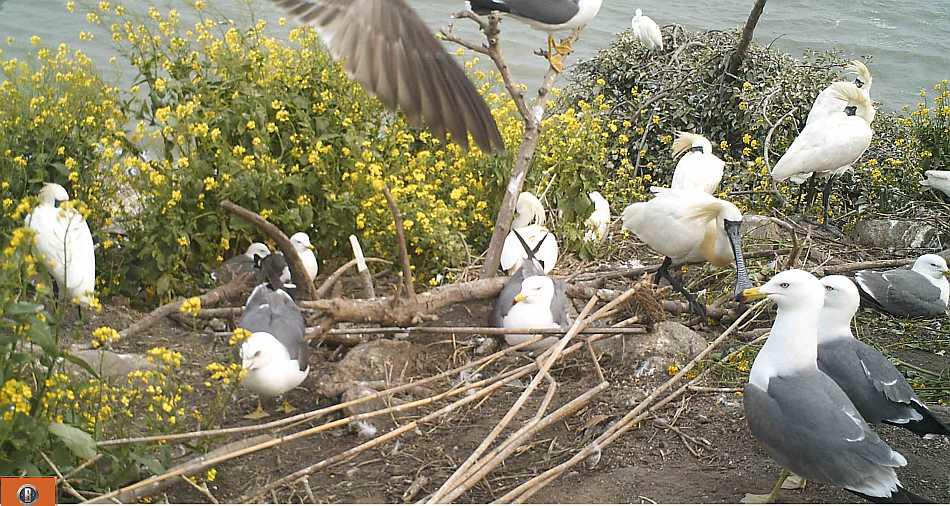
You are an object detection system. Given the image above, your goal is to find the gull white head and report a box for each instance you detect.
[671,132,712,158]
[245,242,271,259]
[290,232,315,252]
[741,269,824,311]
[847,60,872,90]
[241,332,287,372]
[818,275,860,341]
[513,192,546,228]
[513,275,555,306]
[38,183,70,206]
[911,254,949,280]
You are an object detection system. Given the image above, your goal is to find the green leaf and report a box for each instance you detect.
[49,422,97,460]
[4,302,44,316]
[62,352,101,379]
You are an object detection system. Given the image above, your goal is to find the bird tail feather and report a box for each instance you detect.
[848,486,932,504]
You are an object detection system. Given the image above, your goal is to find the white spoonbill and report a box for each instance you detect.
[670,132,724,194]
[512,191,546,229]
[631,8,663,51]
[772,82,874,227]
[584,191,610,242]
[25,183,96,309]
[621,187,752,316]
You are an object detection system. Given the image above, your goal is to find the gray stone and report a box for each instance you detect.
[318,339,420,397]
[742,215,785,242]
[594,321,707,364]
[850,219,947,249]
[66,346,155,380]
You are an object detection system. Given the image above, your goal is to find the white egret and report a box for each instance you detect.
[631,8,663,52]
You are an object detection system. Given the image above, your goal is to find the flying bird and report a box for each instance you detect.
[817,275,949,437]
[854,254,949,318]
[213,242,271,285]
[290,232,319,280]
[268,0,504,152]
[25,183,96,311]
[621,187,752,317]
[584,191,610,242]
[738,270,929,504]
[239,283,309,419]
[772,82,874,228]
[630,8,663,52]
[670,132,724,194]
[468,0,603,72]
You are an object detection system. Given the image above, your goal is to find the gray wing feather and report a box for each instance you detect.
[818,338,920,424]
[489,262,545,327]
[471,0,580,25]
[744,370,905,494]
[551,279,571,328]
[240,286,308,370]
[213,254,254,284]
[269,0,503,152]
[855,269,943,316]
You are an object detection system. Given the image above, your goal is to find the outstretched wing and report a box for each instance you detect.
[269,0,504,152]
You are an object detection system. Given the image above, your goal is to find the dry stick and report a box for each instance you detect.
[237,360,541,503]
[812,256,915,277]
[64,453,103,480]
[438,382,609,503]
[382,184,415,298]
[98,333,550,447]
[41,451,88,502]
[119,274,251,340]
[220,200,316,300]
[179,476,219,504]
[498,300,768,503]
[428,296,600,503]
[349,234,376,299]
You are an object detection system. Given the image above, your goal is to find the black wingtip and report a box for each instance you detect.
[849,487,933,504]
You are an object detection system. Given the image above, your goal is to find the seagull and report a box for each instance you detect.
[468,0,604,72]
[670,132,724,194]
[790,61,874,185]
[501,193,558,274]
[738,270,929,504]
[290,232,319,280]
[772,82,874,228]
[491,274,569,351]
[213,242,271,285]
[267,0,503,152]
[630,8,662,52]
[920,170,950,199]
[621,187,752,317]
[584,191,610,242]
[817,275,949,437]
[854,254,949,318]
[25,183,96,311]
[239,283,309,419]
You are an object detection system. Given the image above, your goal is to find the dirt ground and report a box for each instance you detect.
[71,274,950,504]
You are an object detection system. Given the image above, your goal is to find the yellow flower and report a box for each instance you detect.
[666,363,680,376]
[206,468,217,482]
[179,297,201,317]
[91,326,121,349]
[229,328,251,346]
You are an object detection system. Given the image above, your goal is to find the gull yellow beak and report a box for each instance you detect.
[513,293,527,303]
[307,244,315,251]
[738,286,766,303]
[944,270,950,278]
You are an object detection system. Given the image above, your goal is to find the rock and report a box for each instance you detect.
[319,339,420,397]
[742,215,785,242]
[207,318,228,332]
[66,346,155,380]
[850,219,947,249]
[341,383,392,418]
[594,321,707,365]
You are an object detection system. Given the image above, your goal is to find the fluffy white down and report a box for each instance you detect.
[241,332,308,397]
[631,8,663,51]
[25,184,96,305]
[671,150,725,194]
[503,276,559,351]
[501,224,559,274]
[771,113,873,182]
[920,170,950,198]
[620,188,740,267]
[290,232,319,280]
[584,191,610,242]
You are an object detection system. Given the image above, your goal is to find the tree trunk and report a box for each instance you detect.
[726,0,767,79]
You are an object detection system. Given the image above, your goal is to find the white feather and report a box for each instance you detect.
[25,183,96,305]
[772,114,873,182]
[921,170,950,197]
[631,8,663,51]
[670,136,725,194]
[240,332,308,397]
[501,224,559,274]
[289,232,319,280]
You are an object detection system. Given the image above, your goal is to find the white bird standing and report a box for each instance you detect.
[584,191,610,242]
[469,0,604,72]
[25,183,96,310]
[621,187,752,316]
[290,231,319,281]
[738,270,928,504]
[790,61,874,185]
[772,82,874,227]
[501,192,559,274]
[670,132,725,194]
[631,8,663,52]
[920,170,950,198]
